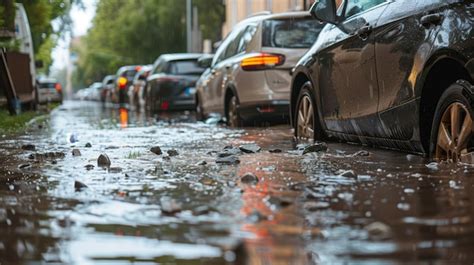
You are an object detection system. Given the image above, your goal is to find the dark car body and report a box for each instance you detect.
[114,65,141,105]
[291,0,474,155]
[146,54,205,112]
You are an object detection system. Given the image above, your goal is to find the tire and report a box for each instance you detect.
[430,80,474,162]
[196,94,205,121]
[226,94,243,128]
[294,82,325,142]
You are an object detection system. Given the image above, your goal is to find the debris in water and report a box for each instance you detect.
[364,222,392,240]
[97,154,111,168]
[74,181,88,191]
[21,144,36,151]
[216,155,240,165]
[240,173,259,184]
[85,143,92,148]
[72,149,81,156]
[303,142,328,154]
[160,197,182,215]
[239,143,261,154]
[150,146,162,155]
[167,149,179,157]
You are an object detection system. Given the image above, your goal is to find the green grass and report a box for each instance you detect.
[126,151,142,159]
[0,110,40,135]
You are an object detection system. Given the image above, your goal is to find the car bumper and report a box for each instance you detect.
[238,100,290,121]
[154,96,196,111]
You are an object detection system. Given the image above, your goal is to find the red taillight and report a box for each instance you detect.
[241,53,285,71]
[55,83,62,93]
[160,101,169,110]
[258,106,276,113]
[118,77,128,89]
[135,66,142,71]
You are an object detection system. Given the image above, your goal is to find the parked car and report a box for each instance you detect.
[146,54,205,113]
[37,78,62,104]
[101,75,116,104]
[195,11,324,126]
[291,0,474,162]
[113,65,141,105]
[85,82,102,101]
[128,65,152,110]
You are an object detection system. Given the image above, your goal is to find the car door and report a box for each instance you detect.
[316,0,389,137]
[375,0,448,140]
[206,25,248,114]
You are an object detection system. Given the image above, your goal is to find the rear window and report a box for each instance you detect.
[39,82,56,89]
[168,60,205,75]
[122,70,137,80]
[262,18,322,49]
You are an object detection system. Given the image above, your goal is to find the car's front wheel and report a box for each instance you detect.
[294,82,325,142]
[431,81,474,163]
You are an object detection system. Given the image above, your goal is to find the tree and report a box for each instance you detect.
[73,0,224,88]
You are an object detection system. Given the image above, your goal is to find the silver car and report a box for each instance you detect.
[195,12,324,126]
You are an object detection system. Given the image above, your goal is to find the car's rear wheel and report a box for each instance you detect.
[294,82,325,142]
[227,95,242,128]
[431,81,474,163]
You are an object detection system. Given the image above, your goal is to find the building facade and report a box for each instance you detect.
[222,0,315,37]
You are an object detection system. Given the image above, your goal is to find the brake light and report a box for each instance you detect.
[135,66,142,71]
[241,53,285,71]
[160,101,169,110]
[55,83,62,93]
[118,77,128,89]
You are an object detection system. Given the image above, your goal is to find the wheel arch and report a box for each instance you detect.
[290,71,311,127]
[418,50,473,154]
[224,84,239,119]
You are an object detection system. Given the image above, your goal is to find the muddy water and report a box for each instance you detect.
[1,101,474,264]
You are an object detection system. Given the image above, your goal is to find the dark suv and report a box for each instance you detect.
[291,0,473,162]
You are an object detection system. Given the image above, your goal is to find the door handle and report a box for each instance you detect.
[420,13,443,28]
[356,24,373,40]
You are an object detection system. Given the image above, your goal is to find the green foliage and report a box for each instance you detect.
[0,110,39,134]
[73,0,224,88]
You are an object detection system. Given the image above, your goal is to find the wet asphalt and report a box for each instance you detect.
[1,101,474,265]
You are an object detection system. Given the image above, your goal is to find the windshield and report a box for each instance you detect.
[168,60,205,75]
[262,18,323,49]
[38,82,56,89]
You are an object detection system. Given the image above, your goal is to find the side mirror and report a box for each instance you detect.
[35,60,44,68]
[309,0,338,24]
[197,55,214,69]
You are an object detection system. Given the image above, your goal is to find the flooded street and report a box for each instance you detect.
[1,101,474,264]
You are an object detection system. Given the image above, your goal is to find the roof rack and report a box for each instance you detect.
[248,11,272,18]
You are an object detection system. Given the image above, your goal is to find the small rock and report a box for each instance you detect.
[216,155,240,165]
[21,144,36,151]
[268,148,282,153]
[28,154,35,160]
[364,222,392,240]
[239,144,261,154]
[85,143,92,148]
[218,146,241,157]
[267,196,293,208]
[194,205,211,216]
[69,133,79,143]
[303,142,328,155]
[340,170,357,178]
[109,167,122,173]
[85,164,94,171]
[105,146,119,150]
[240,173,259,184]
[18,163,31,169]
[167,149,179,157]
[150,146,162,155]
[160,197,182,215]
[196,160,207,166]
[74,180,88,192]
[97,154,111,168]
[353,150,370,157]
[72,149,81,156]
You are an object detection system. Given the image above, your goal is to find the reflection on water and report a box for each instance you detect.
[0,101,474,264]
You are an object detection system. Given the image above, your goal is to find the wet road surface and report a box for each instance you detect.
[1,101,474,264]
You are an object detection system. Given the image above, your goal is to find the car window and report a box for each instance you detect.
[39,82,56,89]
[262,18,322,49]
[152,59,166,74]
[344,0,386,18]
[167,60,206,75]
[123,70,137,80]
[237,25,257,53]
[223,27,248,60]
